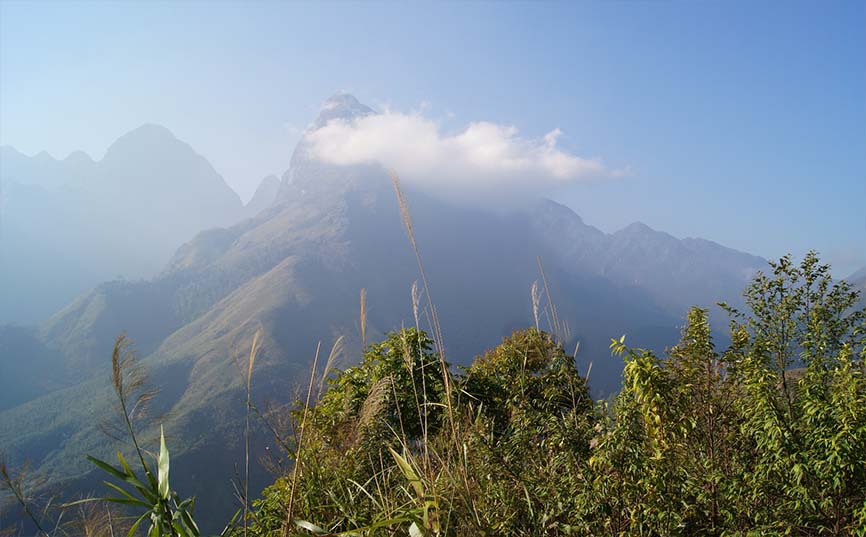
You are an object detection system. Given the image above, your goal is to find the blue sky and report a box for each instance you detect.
[1,1,863,275]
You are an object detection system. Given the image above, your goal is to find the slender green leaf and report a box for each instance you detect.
[158,425,170,500]
[127,513,149,537]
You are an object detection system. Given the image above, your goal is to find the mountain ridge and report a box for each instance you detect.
[0,94,769,531]
[0,124,246,323]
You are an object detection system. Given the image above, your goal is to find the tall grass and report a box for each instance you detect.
[283,342,321,536]
[243,330,261,537]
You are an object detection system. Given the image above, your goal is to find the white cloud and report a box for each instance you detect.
[304,110,623,200]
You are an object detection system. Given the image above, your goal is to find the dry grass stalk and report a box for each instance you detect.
[388,170,456,441]
[360,288,368,351]
[536,257,569,342]
[64,501,126,537]
[107,336,156,483]
[389,169,479,513]
[284,341,321,536]
[0,455,49,536]
[243,329,262,537]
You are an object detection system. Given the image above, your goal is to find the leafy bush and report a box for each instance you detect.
[242,253,865,536]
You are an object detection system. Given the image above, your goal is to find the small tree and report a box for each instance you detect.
[723,251,866,534]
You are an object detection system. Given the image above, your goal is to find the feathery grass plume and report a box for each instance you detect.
[389,170,480,520]
[229,329,295,461]
[243,329,261,537]
[390,171,445,358]
[389,170,456,444]
[411,280,421,330]
[105,335,157,485]
[354,376,394,445]
[531,280,541,331]
[284,341,321,536]
[360,288,368,351]
[317,335,345,402]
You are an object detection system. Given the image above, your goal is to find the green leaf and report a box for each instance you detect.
[180,506,201,536]
[114,451,157,502]
[102,497,157,506]
[60,497,104,508]
[101,481,150,507]
[388,446,424,499]
[63,496,149,508]
[127,513,149,537]
[218,508,242,537]
[158,425,170,500]
[87,455,129,481]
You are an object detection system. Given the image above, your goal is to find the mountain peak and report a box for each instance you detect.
[116,123,178,143]
[102,124,186,163]
[64,150,94,164]
[313,92,374,128]
[617,221,655,235]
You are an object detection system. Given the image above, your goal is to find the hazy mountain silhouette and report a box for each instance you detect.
[0,94,768,530]
[0,125,244,323]
[848,265,866,286]
[243,175,280,219]
[847,266,866,310]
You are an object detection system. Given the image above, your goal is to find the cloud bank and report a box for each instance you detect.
[304,110,623,200]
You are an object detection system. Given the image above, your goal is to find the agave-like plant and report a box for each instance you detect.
[66,426,203,537]
[61,337,221,536]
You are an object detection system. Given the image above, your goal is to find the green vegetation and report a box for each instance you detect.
[3,252,864,536]
[234,252,865,536]
[65,338,209,537]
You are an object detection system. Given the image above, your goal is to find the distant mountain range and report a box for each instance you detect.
[0,128,280,324]
[848,265,866,287]
[0,94,781,530]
